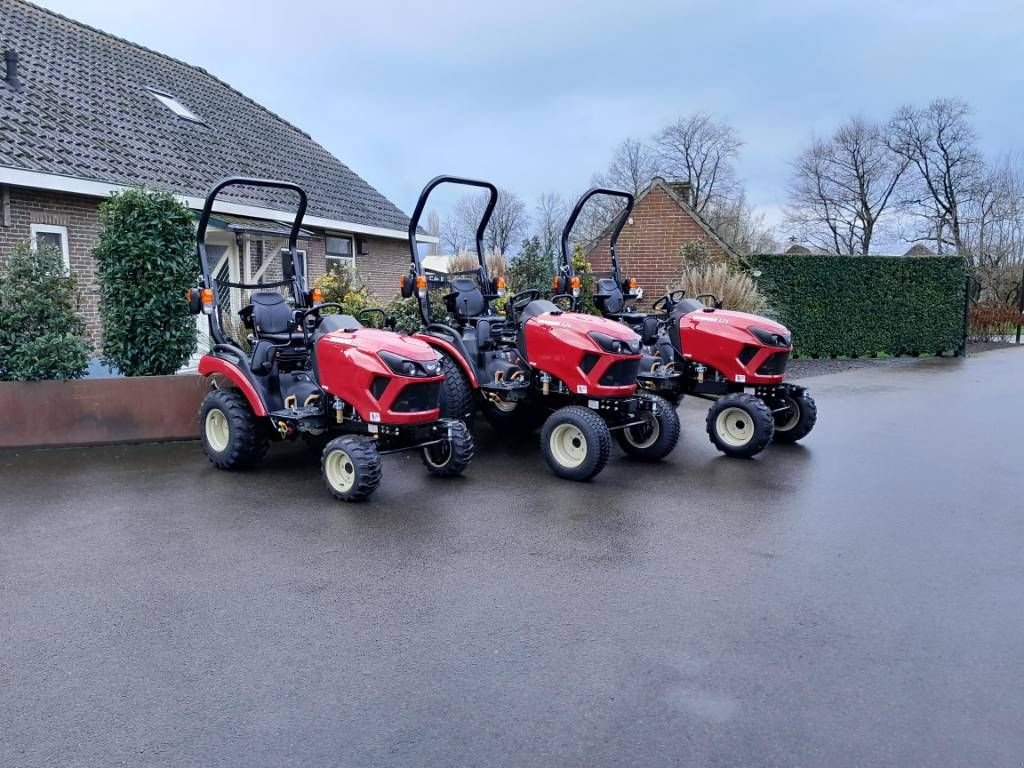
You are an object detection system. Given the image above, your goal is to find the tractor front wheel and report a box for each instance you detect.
[322,436,382,502]
[540,406,611,481]
[422,420,475,477]
[706,393,774,459]
[199,388,269,470]
[616,393,681,461]
[771,386,818,444]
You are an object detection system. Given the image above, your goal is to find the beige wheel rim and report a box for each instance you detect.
[550,423,587,469]
[716,407,754,448]
[623,410,660,449]
[205,409,230,453]
[424,440,452,468]
[776,395,801,432]
[324,449,356,493]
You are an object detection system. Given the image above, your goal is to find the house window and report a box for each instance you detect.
[325,235,355,274]
[146,88,204,124]
[280,248,307,279]
[30,224,70,269]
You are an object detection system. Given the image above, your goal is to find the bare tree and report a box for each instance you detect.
[654,113,742,214]
[962,154,1024,302]
[785,117,909,255]
[705,192,778,255]
[595,138,660,197]
[439,214,467,255]
[534,192,568,263]
[889,98,984,254]
[454,187,529,256]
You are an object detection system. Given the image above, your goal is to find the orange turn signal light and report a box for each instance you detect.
[200,287,215,315]
[311,287,323,303]
[415,275,427,290]
[570,276,581,290]
[627,277,638,290]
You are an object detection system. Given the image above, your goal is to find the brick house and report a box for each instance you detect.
[0,0,432,347]
[587,177,739,305]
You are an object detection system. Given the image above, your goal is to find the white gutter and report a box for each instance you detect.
[0,166,439,244]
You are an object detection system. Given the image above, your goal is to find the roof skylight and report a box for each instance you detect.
[146,88,204,124]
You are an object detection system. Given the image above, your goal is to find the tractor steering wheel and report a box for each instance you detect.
[507,289,541,324]
[653,289,687,313]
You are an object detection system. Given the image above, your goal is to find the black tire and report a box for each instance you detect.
[615,393,681,461]
[422,420,475,477]
[705,392,774,459]
[481,398,546,435]
[437,353,475,425]
[771,386,817,444]
[321,436,382,502]
[540,405,612,481]
[199,388,269,470]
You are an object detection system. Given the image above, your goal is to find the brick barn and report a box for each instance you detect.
[0,0,432,349]
[587,177,739,305]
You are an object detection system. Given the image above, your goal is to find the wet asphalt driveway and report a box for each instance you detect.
[2,348,1023,767]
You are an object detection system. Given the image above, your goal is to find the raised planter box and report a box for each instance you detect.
[0,374,209,448]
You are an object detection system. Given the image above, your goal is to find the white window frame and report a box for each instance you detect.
[146,87,204,124]
[30,223,70,269]
[325,233,356,274]
[280,247,308,281]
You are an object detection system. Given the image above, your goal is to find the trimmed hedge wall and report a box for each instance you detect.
[747,254,967,358]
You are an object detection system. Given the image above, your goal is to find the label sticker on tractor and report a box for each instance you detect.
[368,424,379,434]
[370,412,381,422]
[735,374,746,383]
[588,400,599,409]
[577,385,588,394]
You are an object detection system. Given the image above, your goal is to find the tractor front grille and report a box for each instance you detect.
[756,351,790,376]
[391,380,442,412]
[599,358,641,387]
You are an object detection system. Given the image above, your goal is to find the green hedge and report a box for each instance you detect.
[747,254,966,358]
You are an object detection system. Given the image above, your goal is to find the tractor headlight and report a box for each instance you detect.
[589,331,641,355]
[748,326,792,348]
[378,351,439,377]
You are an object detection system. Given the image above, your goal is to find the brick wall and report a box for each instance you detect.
[587,185,730,307]
[358,236,408,301]
[0,187,103,343]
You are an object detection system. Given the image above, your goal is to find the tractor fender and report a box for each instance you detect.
[413,332,478,388]
[197,354,269,417]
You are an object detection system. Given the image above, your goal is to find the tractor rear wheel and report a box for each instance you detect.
[540,406,611,481]
[616,393,680,461]
[706,393,774,459]
[771,386,817,444]
[437,353,475,425]
[321,436,382,502]
[422,420,475,477]
[199,388,269,470]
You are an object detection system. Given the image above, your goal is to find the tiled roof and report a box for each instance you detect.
[0,0,411,232]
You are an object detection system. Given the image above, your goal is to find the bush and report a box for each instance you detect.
[672,262,767,315]
[968,302,1023,342]
[571,243,597,314]
[93,188,197,375]
[380,293,451,334]
[509,236,554,295]
[0,243,90,381]
[314,265,373,316]
[747,253,967,357]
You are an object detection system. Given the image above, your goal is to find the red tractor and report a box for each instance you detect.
[399,175,680,481]
[559,188,817,459]
[189,177,474,501]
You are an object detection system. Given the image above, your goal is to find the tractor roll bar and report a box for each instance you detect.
[407,175,498,324]
[195,177,308,347]
[559,188,635,284]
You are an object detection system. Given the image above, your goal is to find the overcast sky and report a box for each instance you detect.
[34,0,1024,230]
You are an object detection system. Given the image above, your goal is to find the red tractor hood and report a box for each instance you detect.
[318,328,440,360]
[528,311,640,339]
[681,308,790,337]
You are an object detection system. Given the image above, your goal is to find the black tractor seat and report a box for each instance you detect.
[445,278,490,324]
[242,291,305,345]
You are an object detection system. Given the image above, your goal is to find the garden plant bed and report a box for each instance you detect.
[0,374,208,448]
